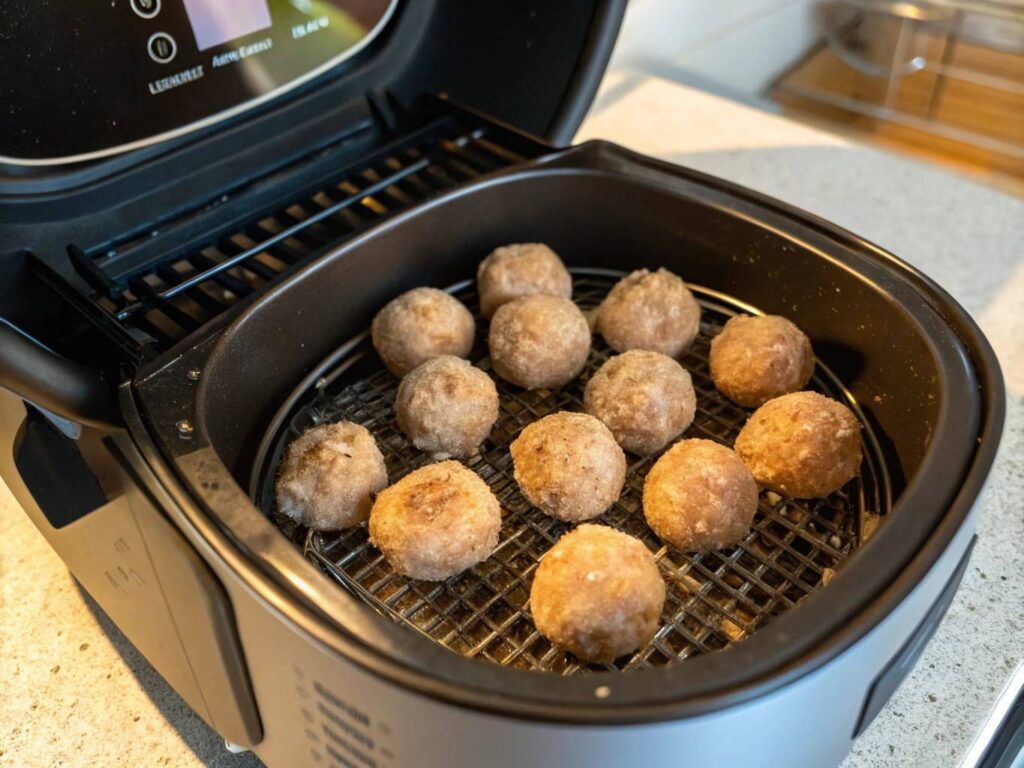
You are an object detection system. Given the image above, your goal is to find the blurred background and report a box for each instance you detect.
[610,0,1024,196]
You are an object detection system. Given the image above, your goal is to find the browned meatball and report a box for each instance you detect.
[371,287,475,378]
[368,461,501,581]
[395,356,499,460]
[477,243,573,319]
[530,524,665,664]
[511,412,626,522]
[597,268,701,357]
[710,314,814,407]
[643,439,758,552]
[584,350,696,455]
[488,295,591,389]
[735,391,862,498]
[276,421,387,530]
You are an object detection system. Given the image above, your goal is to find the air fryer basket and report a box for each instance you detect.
[252,273,892,675]
[169,140,997,718]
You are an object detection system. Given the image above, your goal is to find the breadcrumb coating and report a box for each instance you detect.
[511,411,626,522]
[369,461,501,581]
[584,350,696,454]
[396,356,499,460]
[643,438,758,552]
[477,243,572,319]
[371,287,475,378]
[276,422,387,530]
[735,391,862,498]
[710,314,814,407]
[531,524,665,663]
[597,268,701,357]
[489,295,591,389]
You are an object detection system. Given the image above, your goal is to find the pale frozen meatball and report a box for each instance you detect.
[643,439,758,553]
[584,350,696,455]
[395,356,499,460]
[276,422,387,530]
[710,314,814,407]
[735,391,862,498]
[488,295,591,389]
[597,268,701,357]
[510,411,625,522]
[531,524,665,663]
[477,243,573,318]
[368,461,500,581]
[371,287,475,378]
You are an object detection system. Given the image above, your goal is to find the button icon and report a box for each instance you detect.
[131,0,161,19]
[148,32,177,63]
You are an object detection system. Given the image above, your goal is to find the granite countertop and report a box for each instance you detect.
[1,74,1022,768]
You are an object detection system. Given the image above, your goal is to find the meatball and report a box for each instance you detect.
[276,421,387,530]
[597,268,701,357]
[368,461,501,581]
[643,439,758,552]
[530,524,665,664]
[488,295,591,389]
[584,350,696,455]
[510,411,626,522]
[477,243,573,319]
[735,391,862,498]
[371,287,475,378]
[395,356,499,460]
[710,314,814,407]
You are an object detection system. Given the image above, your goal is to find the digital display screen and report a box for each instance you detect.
[182,0,273,51]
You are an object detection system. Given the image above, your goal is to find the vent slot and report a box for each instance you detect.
[310,680,391,768]
[56,108,544,359]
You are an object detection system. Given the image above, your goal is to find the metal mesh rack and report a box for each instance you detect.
[259,271,891,675]
[55,112,539,358]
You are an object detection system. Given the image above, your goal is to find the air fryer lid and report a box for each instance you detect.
[0,1,624,165]
[158,142,1003,721]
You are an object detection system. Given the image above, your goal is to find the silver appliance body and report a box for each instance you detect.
[181,464,982,768]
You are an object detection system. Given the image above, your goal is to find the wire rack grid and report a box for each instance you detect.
[259,271,890,675]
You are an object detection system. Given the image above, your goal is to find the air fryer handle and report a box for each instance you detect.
[0,318,122,430]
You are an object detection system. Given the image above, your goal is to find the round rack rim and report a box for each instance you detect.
[255,268,892,675]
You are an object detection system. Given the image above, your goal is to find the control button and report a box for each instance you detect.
[148,32,177,64]
[131,0,161,19]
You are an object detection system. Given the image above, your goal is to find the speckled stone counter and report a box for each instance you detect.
[1,75,1021,768]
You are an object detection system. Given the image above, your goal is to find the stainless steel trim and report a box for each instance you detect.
[959,661,1024,768]
[0,0,400,168]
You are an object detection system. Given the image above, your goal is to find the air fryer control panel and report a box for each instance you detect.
[0,0,397,164]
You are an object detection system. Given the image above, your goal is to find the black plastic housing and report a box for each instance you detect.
[136,140,1004,721]
[0,1,625,360]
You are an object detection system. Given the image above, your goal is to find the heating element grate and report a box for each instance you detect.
[57,111,539,358]
[258,271,891,674]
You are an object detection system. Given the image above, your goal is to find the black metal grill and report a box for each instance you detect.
[257,271,892,674]
[58,113,539,358]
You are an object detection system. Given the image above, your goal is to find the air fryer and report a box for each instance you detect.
[0,2,1004,767]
